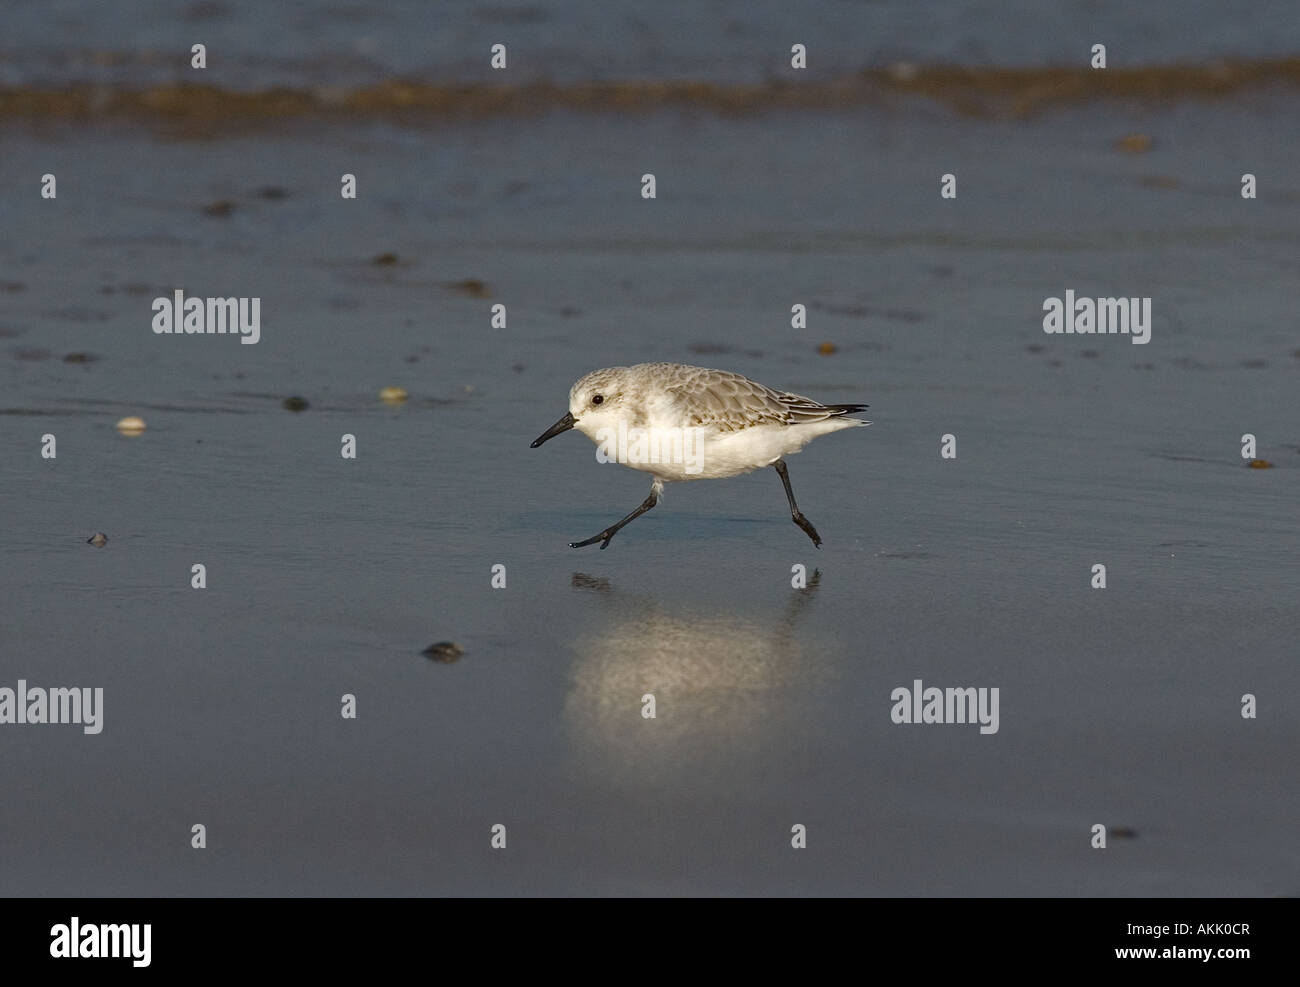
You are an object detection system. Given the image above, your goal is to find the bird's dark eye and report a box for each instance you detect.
[591,394,604,405]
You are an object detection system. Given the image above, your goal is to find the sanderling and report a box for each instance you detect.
[531,363,869,549]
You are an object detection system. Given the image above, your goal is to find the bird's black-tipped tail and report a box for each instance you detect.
[824,403,870,415]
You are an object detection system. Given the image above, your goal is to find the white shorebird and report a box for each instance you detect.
[531,363,869,549]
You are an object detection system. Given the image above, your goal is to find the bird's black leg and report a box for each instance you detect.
[571,482,661,549]
[774,459,822,548]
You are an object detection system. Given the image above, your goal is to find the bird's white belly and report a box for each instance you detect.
[585,417,861,482]
[647,423,832,481]
[700,426,810,478]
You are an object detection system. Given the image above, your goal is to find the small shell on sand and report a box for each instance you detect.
[116,416,146,434]
[422,641,464,663]
[379,386,408,404]
[87,532,108,546]
[447,279,489,298]
[1116,133,1153,153]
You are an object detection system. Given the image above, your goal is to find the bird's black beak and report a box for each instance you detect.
[531,411,576,448]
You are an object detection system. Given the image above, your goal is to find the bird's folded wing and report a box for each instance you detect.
[667,369,838,430]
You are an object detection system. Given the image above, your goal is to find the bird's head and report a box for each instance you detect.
[531,367,629,447]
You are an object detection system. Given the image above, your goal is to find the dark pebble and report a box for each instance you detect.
[422,641,464,663]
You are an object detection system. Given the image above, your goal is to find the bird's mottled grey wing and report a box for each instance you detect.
[663,366,842,431]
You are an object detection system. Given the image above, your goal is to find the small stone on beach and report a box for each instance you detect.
[447,279,489,297]
[1116,134,1153,153]
[422,641,464,663]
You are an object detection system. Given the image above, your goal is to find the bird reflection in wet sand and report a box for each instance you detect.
[563,570,823,784]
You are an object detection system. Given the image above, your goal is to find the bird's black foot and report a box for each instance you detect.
[570,529,616,549]
[568,488,660,550]
[793,511,823,548]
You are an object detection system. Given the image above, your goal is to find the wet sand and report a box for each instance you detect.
[1,79,1298,895]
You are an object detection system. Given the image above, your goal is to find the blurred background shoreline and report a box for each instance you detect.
[3,59,1299,130]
